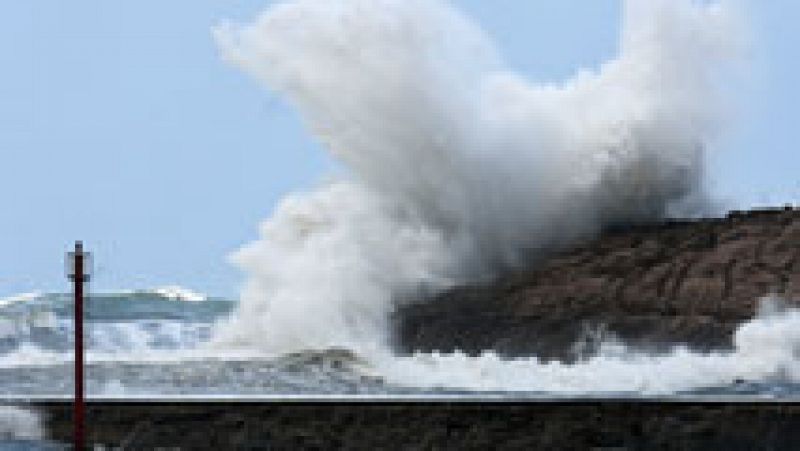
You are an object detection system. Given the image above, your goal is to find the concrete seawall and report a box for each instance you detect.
[10,398,800,449]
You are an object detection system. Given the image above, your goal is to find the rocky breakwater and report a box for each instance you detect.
[396,207,800,360]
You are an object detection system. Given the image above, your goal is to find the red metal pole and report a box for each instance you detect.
[73,241,85,450]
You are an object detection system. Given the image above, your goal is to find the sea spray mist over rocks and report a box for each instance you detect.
[210,0,742,355]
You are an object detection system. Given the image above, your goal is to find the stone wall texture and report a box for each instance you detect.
[30,401,800,450]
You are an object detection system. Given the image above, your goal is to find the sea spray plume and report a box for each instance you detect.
[212,184,456,353]
[211,0,740,354]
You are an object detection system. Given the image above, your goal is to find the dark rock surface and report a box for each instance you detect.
[396,207,800,360]
[31,401,800,450]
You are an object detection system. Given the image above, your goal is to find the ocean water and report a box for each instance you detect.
[0,290,422,397]
[1,290,799,399]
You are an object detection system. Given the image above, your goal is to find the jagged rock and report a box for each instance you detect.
[395,207,800,360]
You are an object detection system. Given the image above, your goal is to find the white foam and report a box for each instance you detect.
[0,299,795,396]
[0,318,219,366]
[0,341,268,368]
[374,300,800,394]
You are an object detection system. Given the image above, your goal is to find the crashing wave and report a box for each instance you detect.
[211,0,742,354]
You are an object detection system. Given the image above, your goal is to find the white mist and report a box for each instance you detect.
[211,0,741,356]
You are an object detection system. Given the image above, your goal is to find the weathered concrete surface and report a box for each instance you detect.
[396,207,800,360]
[27,401,800,450]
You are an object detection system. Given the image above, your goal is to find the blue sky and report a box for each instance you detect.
[1,1,798,299]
